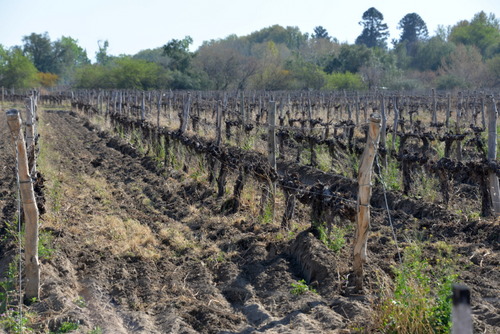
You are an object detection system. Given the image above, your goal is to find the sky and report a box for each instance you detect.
[0,0,499,62]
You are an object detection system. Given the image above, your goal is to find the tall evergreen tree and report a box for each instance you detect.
[398,13,429,44]
[312,26,329,39]
[355,7,389,49]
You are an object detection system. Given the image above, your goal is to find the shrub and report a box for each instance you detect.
[374,242,457,333]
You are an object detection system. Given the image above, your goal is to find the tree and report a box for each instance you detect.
[22,32,53,73]
[163,36,193,72]
[194,39,257,90]
[398,13,429,44]
[312,26,329,39]
[437,44,486,89]
[324,44,372,74]
[355,7,389,49]
[449,11,500,59]
[486,55,500,87]
[0,47,38,88]
[412,36,455,71]
[245,25,308,50]
[398,13,428,57]
[96,40,111,65]
[52,36,90,84]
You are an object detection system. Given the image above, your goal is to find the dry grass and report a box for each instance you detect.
[83,215,160,259]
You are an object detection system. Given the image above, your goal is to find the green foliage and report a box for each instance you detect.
[380,156,401,192]
[0,261,17,312]
[322,71,366,90]
[486,55,500,87]
[324,44,373,74]
[412,37,456,71]
[39,230,55,260]
[316,223,348,252]
[50,322,79,333]
[245,25,308,50]
[312,26,330,40]
[290,279,317,295]
[398,13,429,45]
[88,326,103,334]
[0,259,33,333]
[0,310,33,334]
[163,36,193,72]
[73,296,86,308]
[22,32,53,73]
[0,47,38,88]
[449,11,500,59]
[355,7,389,49]
[259,201,274,225]
[375,242,457,333]
[412,169,440,203]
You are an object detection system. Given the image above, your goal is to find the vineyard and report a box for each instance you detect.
[0,89,499,333]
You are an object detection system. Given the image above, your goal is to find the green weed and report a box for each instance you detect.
[316,223,349,252]
[290,279,317,295]
[374,241,457,333]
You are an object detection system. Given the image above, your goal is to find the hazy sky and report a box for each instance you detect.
[1,0,499,61]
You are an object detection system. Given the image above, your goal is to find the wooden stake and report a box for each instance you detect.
[487,97,500,216]
[6,109,40,300]
[353,113,381,292]
[268,101,277,222]
[215,101,222,147]
[180,92,191,134]
[141,91,146,121]
[452,284,472,334]
[432,88,437,124]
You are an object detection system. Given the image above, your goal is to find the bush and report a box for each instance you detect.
[322,71,366,90]
[373,242,457,333]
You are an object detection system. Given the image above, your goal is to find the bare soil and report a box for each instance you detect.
[0,108,498,333]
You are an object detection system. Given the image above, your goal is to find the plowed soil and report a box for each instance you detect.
[0,108,499,333]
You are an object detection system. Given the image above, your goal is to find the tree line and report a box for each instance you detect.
[1,7,499,91]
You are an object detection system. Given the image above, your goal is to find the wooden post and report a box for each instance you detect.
[25,95,36,174]
[431,88,437,124]
[487,97,500,216]
[267,101,277,222]
[180,92,191,134]
[268,101,277,169]
[456,92,463,160]
[452,284,472,334]
[392,99,399,151]
[380,95,387,168]
[215,101,223,147]
[353,113,381,292]
[6,109,40,300]
[446,94,451,129]
[157,91,162,129]
[141,91,146,121]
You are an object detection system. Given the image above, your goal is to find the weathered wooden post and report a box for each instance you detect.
[446,94,451,129]
[265,101,277,222]
[487,97,500,216]
[141,91,146,121]
[25,95,36,174]
[452,284,472,334]
[379,95,387,168]
[392,99,399,151]
[6,109,40,300]
[157,91,162,129]
[215,100,223,147]
[179,92,191,134]
[431,88,437,124]
[353,113,381,292]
